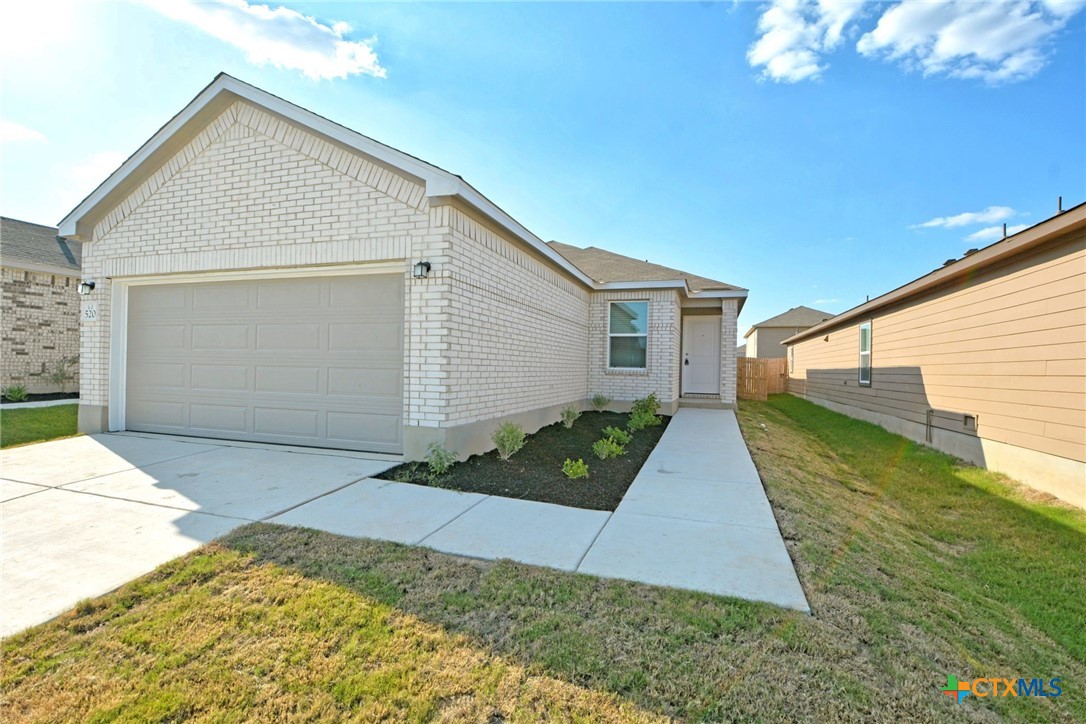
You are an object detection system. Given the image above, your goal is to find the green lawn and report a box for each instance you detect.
[2,395,1083,721]
[0,403,79,448]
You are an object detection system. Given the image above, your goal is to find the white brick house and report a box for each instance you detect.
[59,74,746,459]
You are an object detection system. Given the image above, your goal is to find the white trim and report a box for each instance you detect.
[106,261,405,433]
[858,321,872,387]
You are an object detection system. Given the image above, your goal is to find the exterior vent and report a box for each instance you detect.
[963,248,979,256]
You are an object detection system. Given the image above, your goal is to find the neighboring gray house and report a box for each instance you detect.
[743,306,830,359]
[1,217,82,393]
[57,74,747,459]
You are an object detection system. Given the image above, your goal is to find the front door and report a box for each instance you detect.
[681,316,721,395]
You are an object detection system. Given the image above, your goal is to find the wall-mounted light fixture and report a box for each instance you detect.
[78,280,96,295]
[412,261,432,279]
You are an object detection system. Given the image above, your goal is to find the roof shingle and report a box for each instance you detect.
[547,241,744,292]
[1,217,82,273]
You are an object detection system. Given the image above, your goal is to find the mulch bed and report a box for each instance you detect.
[379,411,669,511]
[0,392,79,405]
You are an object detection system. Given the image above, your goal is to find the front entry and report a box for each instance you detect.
[681,316,721,395]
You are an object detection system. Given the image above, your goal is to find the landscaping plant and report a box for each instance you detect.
[425,443,457,479]
[561,458,589,479]
[47,355,79,393]
[592,436,626,460]
[627,392,662,431]
[491,422,526,461]
[591,393,611,411]
[2,385,29,402]
[601,426,632,445]
[560,405,581,429]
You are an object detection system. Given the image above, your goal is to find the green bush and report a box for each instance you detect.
[426,443,457,478]
[560,405,581,429]
[601,426,632,445]
[492,422,526,461]
[592,436,626,460]
[591,393,611,411]
[47,355,79,392]
[562,458,590,479]
[2,385,29,402]
[628,392,662,431]
[631,392,661,417]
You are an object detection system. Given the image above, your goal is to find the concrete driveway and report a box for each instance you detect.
[0,434,395,637]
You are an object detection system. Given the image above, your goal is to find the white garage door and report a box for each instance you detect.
[125,274,404,453]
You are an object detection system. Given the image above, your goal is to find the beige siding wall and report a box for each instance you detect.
[589,290,681,406]
[788,232,1086,506]
[1,267,81,393]
[748,326,802,359]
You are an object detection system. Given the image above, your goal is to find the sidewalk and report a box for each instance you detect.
[274,408,810,611]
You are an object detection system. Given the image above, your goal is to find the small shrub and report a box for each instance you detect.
[562,458,590,479]
[47,355,79,392]
[426,442,457,478]
[492,422,526,461]
[591,393,611,411]
[628,392,662,431]
[631,392,661,417]
[601,426,632,445]
[560,405,581,429]
[592,436,626,460]
[2,385,29,402]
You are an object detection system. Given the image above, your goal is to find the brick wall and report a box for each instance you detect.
[1,267,81,393]
[588,290,681,404]
[442,205,590,425]
[720,298,739,405]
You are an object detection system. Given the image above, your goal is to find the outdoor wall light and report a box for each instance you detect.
[413,261,432,279]
[78,280,96,295]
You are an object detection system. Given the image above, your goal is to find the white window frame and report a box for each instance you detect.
[858,321,872,387]
[608,300,649,369]
[788,345,794,375]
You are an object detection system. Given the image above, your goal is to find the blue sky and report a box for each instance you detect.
[1,1,1083,331]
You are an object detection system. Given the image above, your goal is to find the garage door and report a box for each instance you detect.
[125,274,404,453]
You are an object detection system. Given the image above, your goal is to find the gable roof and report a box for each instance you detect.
[784,201,1086,346]
[743,305,831,338]
[57,73,747,301]
[1,217,82,274]
[548,242,745,293]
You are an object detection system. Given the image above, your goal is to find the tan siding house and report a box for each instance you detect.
[58,74,747,460]
[743,306,831,359]
[785,205,1086,508]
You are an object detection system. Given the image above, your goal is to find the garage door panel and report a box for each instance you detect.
[190,404,248,433]
[192,324,248,350]
[255,408,320,437]
[190,364,248,391]
[257,280,321,309]
[254,366,321,394]
[193,284,250,309]
[126,273,404,453]
[129,324,187,350]
[255,323,320,350]
[328,367,401,396]
[327,412,402,446]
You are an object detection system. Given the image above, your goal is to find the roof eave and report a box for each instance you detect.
[782,203,1086,346]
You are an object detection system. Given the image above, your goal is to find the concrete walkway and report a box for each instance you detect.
[2,410,807,637]
[274,408,810,611]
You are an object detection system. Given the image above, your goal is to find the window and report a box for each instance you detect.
[609,300,648,368]
[788,345,794,374]
[858,321,872,386]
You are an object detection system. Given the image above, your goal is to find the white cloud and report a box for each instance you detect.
[0,120,46,144]
[912,205,1016,229]
[142,0,386,80]
[966,223,1029,241]
[747,0,867,82]
[811,298,839,305]
[857,1,1085,84]
[747,0,1084,84]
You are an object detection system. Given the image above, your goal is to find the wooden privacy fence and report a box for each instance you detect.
[738,357,788,401]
